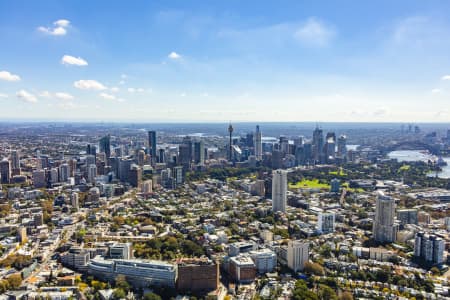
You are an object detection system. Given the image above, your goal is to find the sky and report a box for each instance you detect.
[1,1,450,122]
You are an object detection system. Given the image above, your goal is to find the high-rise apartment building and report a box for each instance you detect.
[148,131,157,164]
[272,169,287,213]
[254,125,263,161]
[287,240,309,272]
[317,212,335,234]
[372,191,398,243]
[414,232,445,264]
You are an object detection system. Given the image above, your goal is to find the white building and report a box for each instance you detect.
[254,125,262,160]
[88,257,177,288]
[317,212,335,234]
[287,240,309,272]
[249,248,277,273]
[272,169,287,213]
[372,191,397,243]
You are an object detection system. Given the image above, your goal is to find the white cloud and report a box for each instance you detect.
[373,107,390,116]
[0,71,21,81]
[294,18,335,47]
[168,52,181,59]
[39,91,52,98]
[110,87,120,93]
[0,93,8,98]
[16,90,37,103]
[54,19,70,27]
[441,75,450,80]
[38,19,70,36]
[99,92,116,100]
[180,92,187,97]
[121,74,127,79]
[55,92,74,100]
[61,55,88,66]
[431,88,442,94]
[74,80,107,90]
[119,80,125,85]
[127,87,145,93]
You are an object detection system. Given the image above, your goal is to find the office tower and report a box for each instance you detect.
[87,164,97,184]
[39,155,50,169]
[272,169,287,213]
[182,136,193,161]
[279,136,289,154]
[85,155,96,167]
[129,164,142,187]
[337,135,347,158]
[158,148,166,163]
[330,178,340,193]
[71,192,79,210]
[17,227,27,243]
[0,159,11,184]
[324,132,336,162]
[148,131,157,164]
[312,126,324,163]
[414,233,445,264]
[59,163,70,182]
[11,150,20,175]
[33,169,46,188]
[255,125,262,160]
[137,149,146,166]
[397,209,418,225]
[119,158,133,182]
[99,134,111,159]
[194,141,205,164]
[178,144,191,168]
[68,159,77,177]
[86,144,97,156]
[372,191,398,243]
[173,165,183,186]
[317,213,335,233]
[48,168,59,184]
[228,124,234,161]
[287,240,309,272]
[141,180,153,194]
[272,150,283,169]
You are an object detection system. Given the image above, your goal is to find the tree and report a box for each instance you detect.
[113,288,126,299]
[115,275,130,292]
[339,291,353,300]
[318,284,338,300]
[143,292,162,300]
[304,262,325,276]
[6,273,22,289]
[292,280,319,300]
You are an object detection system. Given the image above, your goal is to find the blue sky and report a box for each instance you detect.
[1,0,450,122]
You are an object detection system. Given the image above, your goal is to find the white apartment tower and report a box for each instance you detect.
[272,169,287,213]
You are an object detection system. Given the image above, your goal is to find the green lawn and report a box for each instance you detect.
[328,168,347,176]
[289,179,330,189]
[398,165,410,172]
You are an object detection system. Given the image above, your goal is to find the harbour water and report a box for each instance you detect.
[387,150,450,179]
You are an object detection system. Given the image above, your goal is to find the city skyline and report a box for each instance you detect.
[1,1,450,122]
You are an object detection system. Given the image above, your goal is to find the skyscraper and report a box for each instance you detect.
[11,150,20,175]
[255,125,262,161]
[372,191,398,243]
[194,141,205,164]
[0,159,11,184]
[337,134,347,159]
[148,131,157,164]
[312,126,324,163]
[414,233,445,264]
[272,169,287,213]
[99,134,111,159]
[287,240,309,272]
[228,124,234,162]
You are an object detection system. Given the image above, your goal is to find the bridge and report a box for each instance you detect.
[383,141,439,155]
